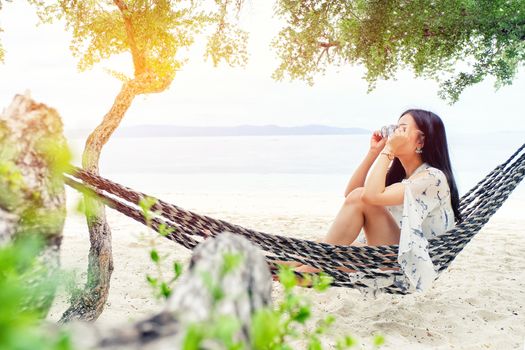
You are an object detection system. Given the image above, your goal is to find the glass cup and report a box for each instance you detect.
[380,124,398,138]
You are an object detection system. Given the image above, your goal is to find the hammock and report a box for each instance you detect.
[63,143,525,295]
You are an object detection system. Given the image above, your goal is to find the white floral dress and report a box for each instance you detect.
[353,162,456,295]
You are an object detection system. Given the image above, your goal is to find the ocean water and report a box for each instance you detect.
[67,132,525,200]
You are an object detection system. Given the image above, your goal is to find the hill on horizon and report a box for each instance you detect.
[65,124,371,138]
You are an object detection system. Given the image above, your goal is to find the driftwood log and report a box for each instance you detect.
[0,92,67,317]
[65,232,273,349]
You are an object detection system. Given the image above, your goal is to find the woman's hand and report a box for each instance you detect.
[369,130,386,154]
[386,125,409,155]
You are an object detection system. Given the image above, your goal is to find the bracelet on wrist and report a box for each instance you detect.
[380,151,394,160]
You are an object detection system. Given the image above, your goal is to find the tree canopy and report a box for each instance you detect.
[272,0,525,103]
[26,0,248,92]
[3,1,524,104]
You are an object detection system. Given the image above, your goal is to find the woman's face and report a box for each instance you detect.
[394,113,425,156]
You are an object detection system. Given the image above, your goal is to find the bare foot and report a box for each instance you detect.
[272,260,303,267]
[294,264,321,273]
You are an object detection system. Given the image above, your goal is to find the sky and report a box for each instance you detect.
[1,1,524,134]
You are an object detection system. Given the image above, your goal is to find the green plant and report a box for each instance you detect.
[180,258,385,349]
[251,265,357,350]
[136,190,385,349]
[139,196,183,300]
[182,252,246,350]
[0,235,73,350]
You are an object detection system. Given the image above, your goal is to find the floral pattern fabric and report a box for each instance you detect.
[353,162,456,295]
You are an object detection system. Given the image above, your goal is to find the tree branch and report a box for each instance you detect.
[113,0,146,76]
[318,41,339,49]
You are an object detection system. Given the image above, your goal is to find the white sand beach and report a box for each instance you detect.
[48,186,525,350]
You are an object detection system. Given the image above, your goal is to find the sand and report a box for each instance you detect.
[47,188,525,349]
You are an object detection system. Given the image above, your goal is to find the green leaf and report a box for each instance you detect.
[251,309,281,350]
[75,194,98,221]
[221,252,244,275]
[313,272,333,292]
[183,324,204,350]
[336,335,357,349]
[308,336,322,350]
[212,285,225,302]
[283,293,301,310]
[146,275,157,286]
[158,223,175,237]
[210,315,241,345]
[139,196,157,213]
[150,249,160,263]
[160,282,171,299]
[323,314,336,327]
[139,196,158,224]
[0,235,73,349]
[292,305,310,323]
[277,264,297,290]
[373,334,385,347]
[174,262,183,279]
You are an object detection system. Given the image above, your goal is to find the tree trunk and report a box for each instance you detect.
[60,67,174,322]
[60,80,140,322]
[0,92,67,318]
[62,232,273,349]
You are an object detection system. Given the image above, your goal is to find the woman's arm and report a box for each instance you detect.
[343,150,380,197]
[360,128,407,206]
[361,145,406,206]
[343,130,385,197]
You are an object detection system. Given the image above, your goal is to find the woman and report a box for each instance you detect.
[296,109,461,291]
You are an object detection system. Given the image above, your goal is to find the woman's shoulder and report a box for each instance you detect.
[418,165,450,191]
[404,164,447,186]
[424,165,446,178]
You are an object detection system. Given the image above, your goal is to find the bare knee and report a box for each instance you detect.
[344,187,364,205]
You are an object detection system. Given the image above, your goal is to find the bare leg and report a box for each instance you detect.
[322,190,366,246]
[295,187,400,273]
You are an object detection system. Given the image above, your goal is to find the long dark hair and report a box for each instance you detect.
[385,109,462,224]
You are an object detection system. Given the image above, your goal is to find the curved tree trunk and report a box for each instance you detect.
[60,67,174,322]
[0,92,67,318]
[60,80,140,322]
[59,0,177,322]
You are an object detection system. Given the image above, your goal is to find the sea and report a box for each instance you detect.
[66,132,525,202]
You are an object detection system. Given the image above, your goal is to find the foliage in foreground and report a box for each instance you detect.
[0,236,72,350]
[139,197,386,349]
[0,104,74,348]
[0,187,386,350]
[180,259,386,350]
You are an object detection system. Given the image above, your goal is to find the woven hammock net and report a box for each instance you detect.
[63,143,525,295]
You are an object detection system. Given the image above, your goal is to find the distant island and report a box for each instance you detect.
[65,124,371,138]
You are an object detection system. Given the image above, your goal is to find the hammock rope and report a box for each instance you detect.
[64,172,404,288]
[63,143,525,294]
[431,151,525,273]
